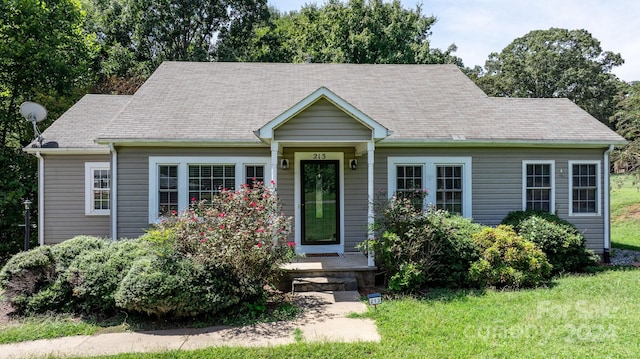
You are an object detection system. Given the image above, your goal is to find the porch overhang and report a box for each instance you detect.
[253,87,391,143]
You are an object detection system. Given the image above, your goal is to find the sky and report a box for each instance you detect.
[268,0,639,82]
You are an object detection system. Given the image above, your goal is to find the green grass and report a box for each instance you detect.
[610,174,640,249]
[0,314,100,344]
[75,268,640,358]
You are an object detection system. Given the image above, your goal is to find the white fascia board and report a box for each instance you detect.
[256,87,389,140]
[22,147,111,155]
[94,139,267,147]
[376,139,627,148]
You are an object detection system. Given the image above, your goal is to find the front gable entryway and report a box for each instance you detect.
[255,87,388,256]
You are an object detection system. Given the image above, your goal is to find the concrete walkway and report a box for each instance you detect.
[0,291,380,358]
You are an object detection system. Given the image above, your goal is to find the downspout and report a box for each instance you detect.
[35,151,44,246]
[109,144,118,241]
[603,144,614,263]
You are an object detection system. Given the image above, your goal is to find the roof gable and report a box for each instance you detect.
[256,87,389,141]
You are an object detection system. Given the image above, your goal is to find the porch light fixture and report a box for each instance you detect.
[280,158,289,170]
[349,159,357,170]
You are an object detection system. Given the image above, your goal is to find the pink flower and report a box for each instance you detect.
[218,213,225,218]
[256,242,262,248]
[199,232,205,236]
[171,210,177,216]
[220,225,225,229]
[249,201,257,207]
[256,228,264,233]
[191,197,196,202]
[201,238,207,243]
[270,179,276,185]
[287,241,295,248]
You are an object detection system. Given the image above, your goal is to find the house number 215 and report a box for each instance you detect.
[313,153,327,160]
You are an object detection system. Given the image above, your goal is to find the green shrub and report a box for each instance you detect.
[65,239,150,314]
[0,246,56,312]
[516,217,599,273]
[363,194,483,292]
[469,225,552,289]
[0,236,108,313]
[114,254,244,318]
[501,210,580,235]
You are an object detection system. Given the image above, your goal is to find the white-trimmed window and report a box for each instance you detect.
[149,157,270,222]
[388,157,472,217]
[85,162,110,216]
[569,161,601,216]
[522,161,555,213]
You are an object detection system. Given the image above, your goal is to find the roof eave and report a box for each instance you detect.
[22,146,111,155]
[378,138,628,148]
[94,138,267,147]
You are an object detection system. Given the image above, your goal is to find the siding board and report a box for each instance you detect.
[43,155,111,244]
[274,99,372,141]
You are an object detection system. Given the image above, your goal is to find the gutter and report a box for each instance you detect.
[603,144,614,263]
[109,144,118,241]
[35,152,44,246]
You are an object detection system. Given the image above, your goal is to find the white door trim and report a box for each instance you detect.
[294,152,345,254]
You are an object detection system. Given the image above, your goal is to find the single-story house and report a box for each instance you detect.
[24,62,626,260]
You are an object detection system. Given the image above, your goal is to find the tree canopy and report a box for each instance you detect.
[471,28,624,125]
[0,0,96,261]
[216,0,463,65]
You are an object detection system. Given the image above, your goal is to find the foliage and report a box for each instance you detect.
[217,0,463,65]
[0,236,107,313]
[84,0,269,87]
[611,81,640,176]
[501,209,580,235]
[470,28,624,125]
[114,254,243,318]
[469,225,552,288]
[149,182,293,289]
[65,239,150,313]
[362,194,483,292]
[516,216,599,274]
[0,0,97,263]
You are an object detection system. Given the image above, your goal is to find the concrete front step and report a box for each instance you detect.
[292,276,359,292]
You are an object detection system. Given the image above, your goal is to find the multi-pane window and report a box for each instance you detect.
[436,165,462,214]
[92,169,111,211]
[188,165,235,203]
[525,163,553,212]
[159,165,178,216]
[572,163,598,214]
[245,165,265,186]
[396,165,424,208]
[85,162,110,215]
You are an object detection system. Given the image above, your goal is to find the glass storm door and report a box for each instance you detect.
[301,160,340,245]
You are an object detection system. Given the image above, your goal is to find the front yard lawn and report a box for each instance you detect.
[84,267,640,358]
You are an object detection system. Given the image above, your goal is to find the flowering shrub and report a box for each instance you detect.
[139,181,294,316]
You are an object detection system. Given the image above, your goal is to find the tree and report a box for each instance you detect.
[471,28,624,125]
[85,0,269,93]
[611,82,640,173]
[216,0,463,65]
[0,0,96,263]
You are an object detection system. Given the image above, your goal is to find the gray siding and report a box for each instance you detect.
[274,99,372,141]
[375,147,609,252]
[116,147,271,239]
[43,154,111,244]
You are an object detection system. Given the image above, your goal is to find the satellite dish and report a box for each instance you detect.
[19,101,47,146]
[20,101,47,123]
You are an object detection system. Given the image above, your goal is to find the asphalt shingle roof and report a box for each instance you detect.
[35,94,132,149]
[38,62,626,147]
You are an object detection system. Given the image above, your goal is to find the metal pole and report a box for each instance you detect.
[23,200,31,251]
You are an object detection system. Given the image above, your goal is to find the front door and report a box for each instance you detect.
[301,160,340,245]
